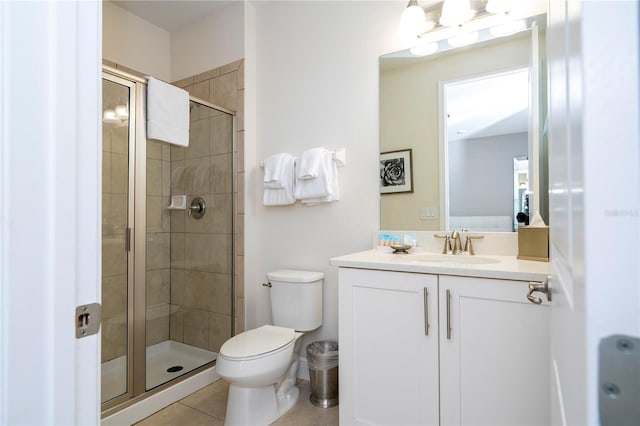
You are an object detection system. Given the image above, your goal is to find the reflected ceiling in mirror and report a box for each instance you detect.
[379,13,547,233]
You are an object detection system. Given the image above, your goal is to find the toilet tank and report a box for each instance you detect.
[266,269,323,332]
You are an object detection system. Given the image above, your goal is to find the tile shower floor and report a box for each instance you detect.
[135,379,339,426]
[102,340,217,402]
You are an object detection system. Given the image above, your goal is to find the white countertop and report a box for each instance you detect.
[330,249,551,281]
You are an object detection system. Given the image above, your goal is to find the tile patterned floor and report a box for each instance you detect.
[135,379,339,426]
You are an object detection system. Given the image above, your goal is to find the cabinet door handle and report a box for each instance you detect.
[446,289,452,340]
[423,288,430,336]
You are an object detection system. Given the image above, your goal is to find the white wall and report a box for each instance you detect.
[449,132,528,216]
[245,1,406,353]
[171,2,244,81]
[103,1,171,81]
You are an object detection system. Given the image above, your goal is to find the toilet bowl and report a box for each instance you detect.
[216,269,324,426]
[216,325,304,426]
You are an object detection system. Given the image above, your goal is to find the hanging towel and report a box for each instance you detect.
[263,153,295,189]
[146,76,190,147]
[294,148,339,205]
[263,155,296,206]
[297,147,327,180]
[301,157,340,206]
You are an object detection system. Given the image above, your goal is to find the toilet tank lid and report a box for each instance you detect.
[266,269,324,283]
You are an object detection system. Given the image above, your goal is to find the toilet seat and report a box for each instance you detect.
[220,325,295,361]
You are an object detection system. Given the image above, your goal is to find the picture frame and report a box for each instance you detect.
[380,149,413,194]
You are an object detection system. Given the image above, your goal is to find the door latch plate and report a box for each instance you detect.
[76,303,101,338]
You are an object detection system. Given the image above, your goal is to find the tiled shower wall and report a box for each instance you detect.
[173,59,245,341]
[102,59,245,357]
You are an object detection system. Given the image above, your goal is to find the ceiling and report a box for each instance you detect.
[110,0,237,32]
[446,68,529,142]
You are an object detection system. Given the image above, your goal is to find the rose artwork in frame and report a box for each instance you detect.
[380,149,413,194]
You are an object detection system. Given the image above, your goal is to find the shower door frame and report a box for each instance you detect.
[101,66,236,414]
[101,70,140,410]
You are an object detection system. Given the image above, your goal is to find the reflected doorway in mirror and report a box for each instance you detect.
[380,149,413,194]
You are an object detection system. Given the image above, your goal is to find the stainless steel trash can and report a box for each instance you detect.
[306,340,339,408]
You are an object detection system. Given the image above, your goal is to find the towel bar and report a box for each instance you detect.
[259,147,346,168]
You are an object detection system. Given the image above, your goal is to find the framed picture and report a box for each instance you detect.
[380,149,413,194]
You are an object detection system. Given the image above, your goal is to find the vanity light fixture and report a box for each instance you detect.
[489,19,526,37]
[400,0,537,57]
[439,0,474,27]
[447,30,479,47]
[399,0,434,41]
[410,41,439,56]
[485,0,512,14]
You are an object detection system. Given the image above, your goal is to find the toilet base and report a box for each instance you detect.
[223,383,300,426]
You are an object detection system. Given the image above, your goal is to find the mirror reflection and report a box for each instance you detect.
[379,15,547,232]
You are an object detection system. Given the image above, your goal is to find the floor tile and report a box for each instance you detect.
[137,378,338,426]
[180,379,229,420]
[135,402,223,426]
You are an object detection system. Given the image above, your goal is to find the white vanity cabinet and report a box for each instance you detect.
[438,275,550,426]
[338,268,550,426]
[338,268,439,426]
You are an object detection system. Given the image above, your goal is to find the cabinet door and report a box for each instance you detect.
[339,268,439,426]
[439,275,550,426]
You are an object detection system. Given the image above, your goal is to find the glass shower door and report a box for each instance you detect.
[101,75,135,404]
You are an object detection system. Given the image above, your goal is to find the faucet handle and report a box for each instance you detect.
[434,234,450,254]
[463,235,484,255]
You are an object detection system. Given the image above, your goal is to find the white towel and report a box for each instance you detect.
[301,158,340,206]
[263,153,294,189]
[146,76,190,147]
[297,147,328,179]
[263,155,296,206]
[294,149,339,205]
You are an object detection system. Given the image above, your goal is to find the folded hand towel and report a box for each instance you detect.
[263,155,296,206]
[146,76,190,147]
[263,153,294,189]
[297,147,328,180]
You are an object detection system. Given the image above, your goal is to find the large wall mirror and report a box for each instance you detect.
[380,13,548,232]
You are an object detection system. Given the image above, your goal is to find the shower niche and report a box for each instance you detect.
[101,68,235,410]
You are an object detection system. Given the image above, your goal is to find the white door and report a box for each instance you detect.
[547,1,640,425]
[0,1,102,424]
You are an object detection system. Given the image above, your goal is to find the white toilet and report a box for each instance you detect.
[216,269,323,426]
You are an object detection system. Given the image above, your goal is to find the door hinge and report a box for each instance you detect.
[599,334,640,425]
[76,303,101,338]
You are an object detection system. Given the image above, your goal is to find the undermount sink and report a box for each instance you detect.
[409,254,501,265]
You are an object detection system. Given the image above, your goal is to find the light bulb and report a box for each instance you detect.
[115,104,128,119]
[400,1,430,40]
[103,109,120,124]
[439,0,474,27]
[489,19,526,37]
[486,0,512,14]
[447,31,479,47]
[410,42,439,56]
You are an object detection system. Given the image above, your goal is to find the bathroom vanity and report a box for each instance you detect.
[331,250,551,426]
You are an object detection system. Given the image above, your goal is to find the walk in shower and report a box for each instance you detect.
[101,68,234,411]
